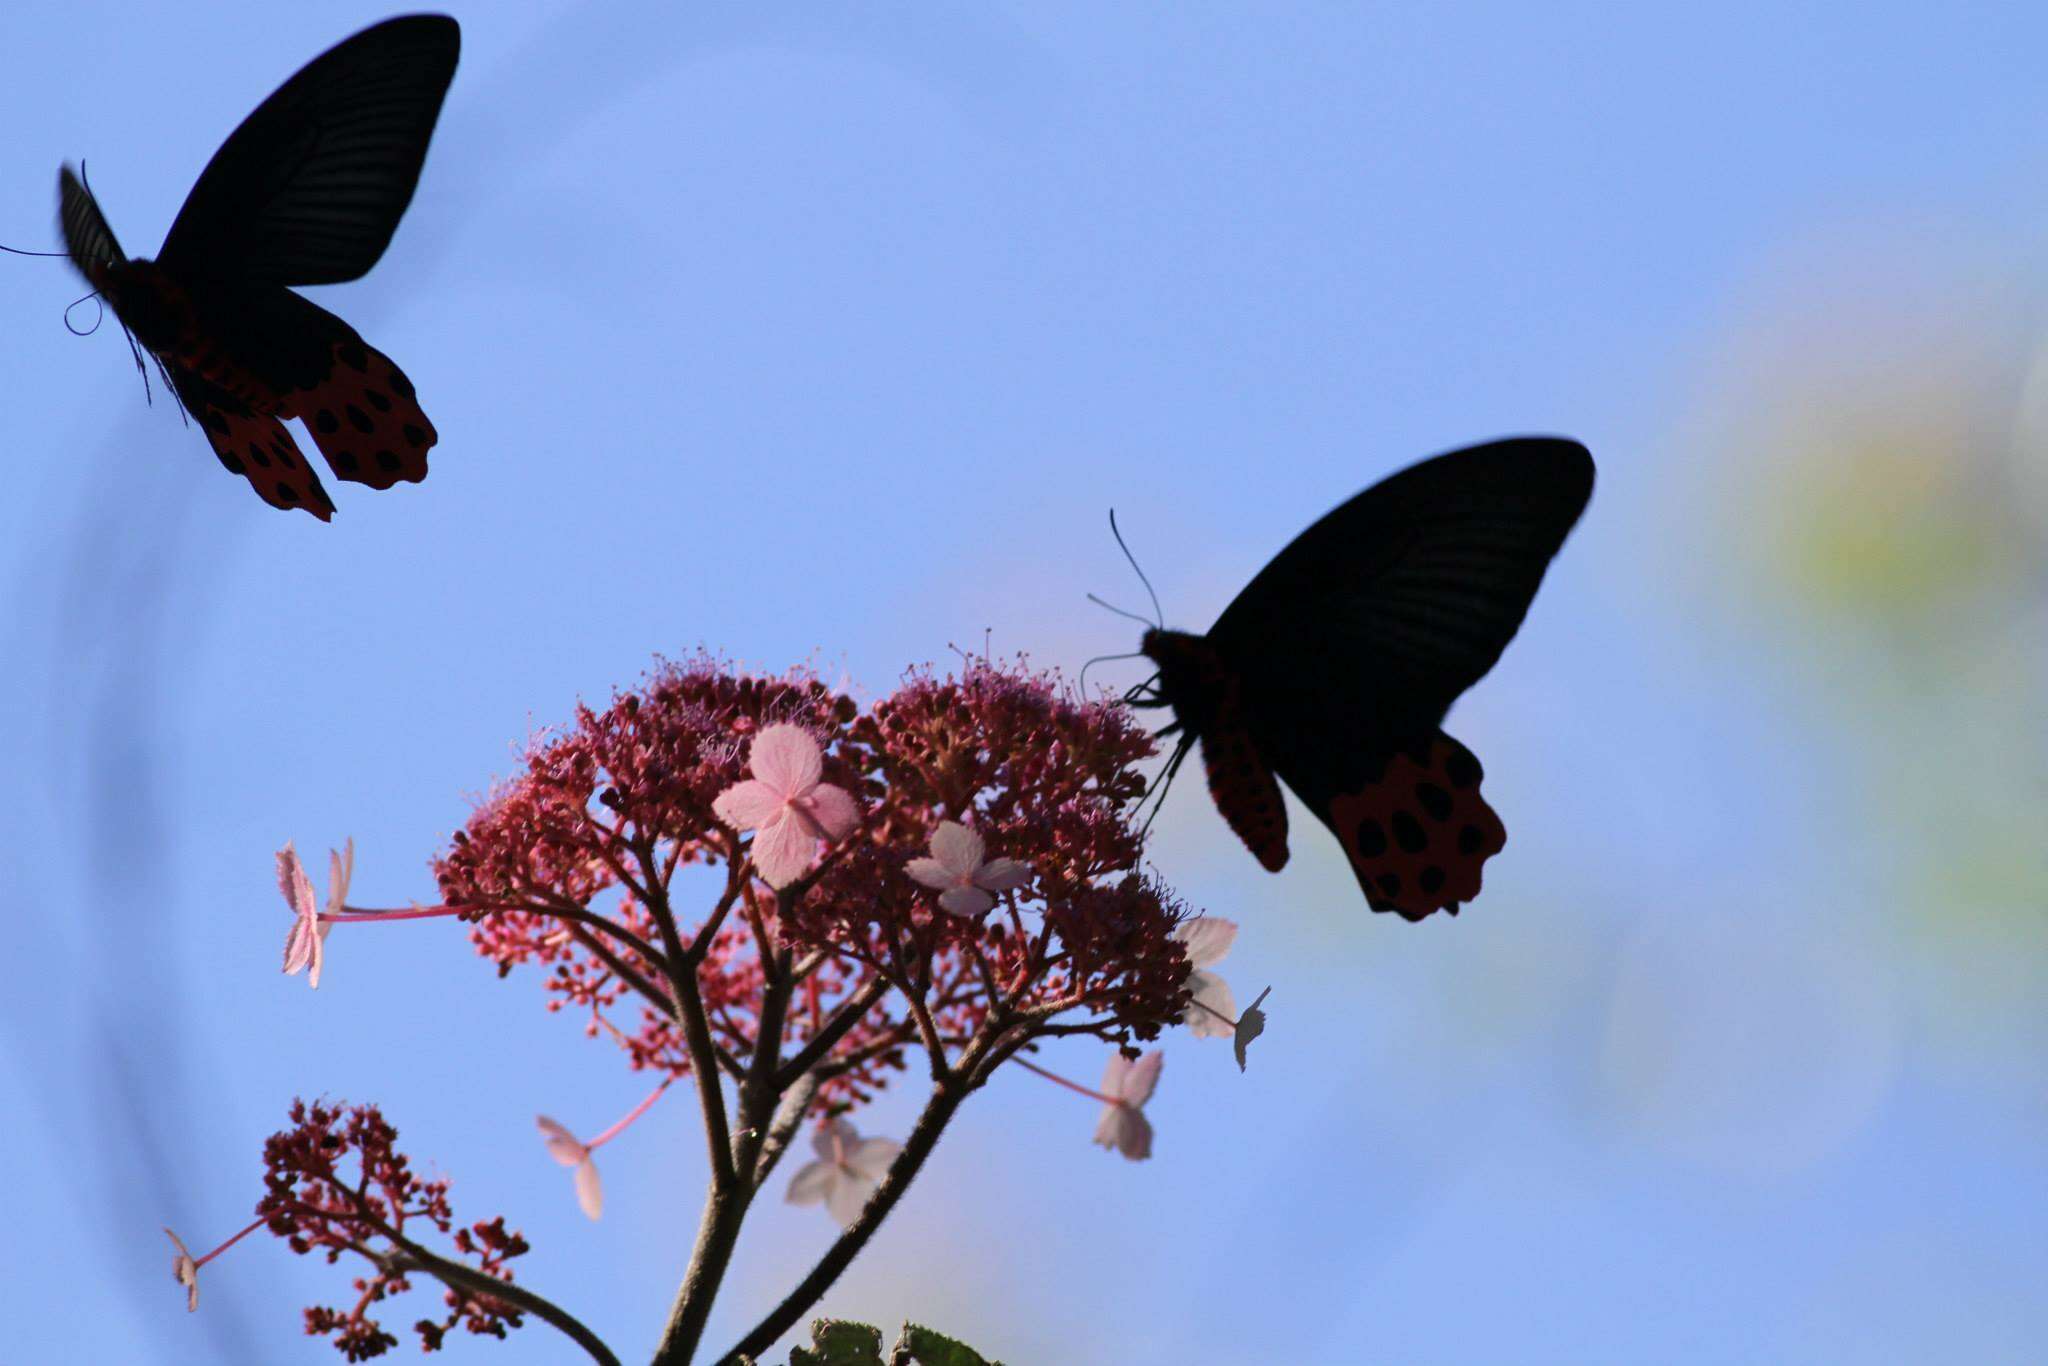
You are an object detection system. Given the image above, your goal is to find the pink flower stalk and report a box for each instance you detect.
[785,1117,902,1227]
[534,1077,672,1220]
[279,839,351,989]
[906,820,1032,917]
[161,1217,265,1312]
[712,723,860,887]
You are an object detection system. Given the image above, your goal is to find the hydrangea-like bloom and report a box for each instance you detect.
[164,1228,200,1312]
[1092,1050,1164,1161]
[906,820,1031,917]
[279,840,351,989]
[1171,917,1238,1038]
[785,1117,903,1227]
[712,724,860,887]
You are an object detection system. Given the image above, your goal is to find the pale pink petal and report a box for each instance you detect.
[748,724,822,797]
[825,1171,874,1227]
[1115,1107,1155,1160]
[306,922,326,991]
[785,1158,836,1206]
[1092,1102,1129,1152]
[845,1137,901,1182]
[1119,1051,1163,1107]
[905,857,955,891]
[572,1158,603,1220]
[327,839,355,915]
[1172,917,1237,969]
[927,821,985,878]
[277,843,317,921]
[802,783,860,839]
[282,916,314,977]
[812,1116,858,1161]
[751,811,820,888]
[713,779,785,832]
[1098,1052,1132,1098]
[972,857,1031,893]
[1183,969,1238,1039]
[535,1115,589,1168]
[937,885,996,918]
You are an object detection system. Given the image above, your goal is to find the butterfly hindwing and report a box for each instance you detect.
[1200,712,1290,873]
[1318,733,1506,920]
[169,369,335,519]
[157,15,460,286]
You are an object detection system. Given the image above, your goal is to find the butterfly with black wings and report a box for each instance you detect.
[1129,437,1594,920]
[56,15,459,519]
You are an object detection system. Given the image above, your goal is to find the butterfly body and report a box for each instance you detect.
[1136,437,1593,920]
[57,16,458,519]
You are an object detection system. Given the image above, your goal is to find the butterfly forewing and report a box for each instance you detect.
[58,167,124,283]
[156,15,459,285]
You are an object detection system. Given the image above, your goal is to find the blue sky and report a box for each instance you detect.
[3,2,2045,1362]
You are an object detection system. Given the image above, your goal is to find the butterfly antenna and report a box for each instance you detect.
[0,242,69,258]
[63,292,104,336]
[1107,509,1165,628]
[1077,649,1147,697]
[1087,593,1159,628]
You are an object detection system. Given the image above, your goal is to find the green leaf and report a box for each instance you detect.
[890,1321,998,1366]
[789,1319,886,1366]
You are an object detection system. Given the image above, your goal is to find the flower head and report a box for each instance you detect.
[1092,1050,1163,1161]
[906,820,1031,917]
[1171,917,1238,1039]
[712,724,860,887]
[785,1117,902,1227]
[164,1227,200,1312]
[278,839,351,990]
[534,1116,603,1220]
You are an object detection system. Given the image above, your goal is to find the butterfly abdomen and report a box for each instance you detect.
[1324,732,1506,921]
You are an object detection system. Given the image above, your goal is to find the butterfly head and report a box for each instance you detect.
[87,257,194,355]
[1132,627,1233,740]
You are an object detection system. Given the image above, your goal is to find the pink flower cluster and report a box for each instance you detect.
[429,656,1190,1113]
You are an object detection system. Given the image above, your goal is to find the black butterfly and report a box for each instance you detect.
[58,15,460,519]
[1131,436,1594,919]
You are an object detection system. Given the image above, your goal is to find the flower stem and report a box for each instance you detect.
[715,1080,968,1364]
[194,1214,267,1268]
[586,1076,672,1152]
[1010,1055,1118,1105]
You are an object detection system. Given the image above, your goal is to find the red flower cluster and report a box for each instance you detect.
[258,1100,528,1359]
[430,655,1195,1112]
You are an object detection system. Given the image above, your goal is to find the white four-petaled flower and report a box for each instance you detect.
[906,820,1031,917]
[712,724,860,888]
[785,1117,901,1227]
[279,838,352,990]
[535,1115,605,1220]
[1092,1050,1163,1161]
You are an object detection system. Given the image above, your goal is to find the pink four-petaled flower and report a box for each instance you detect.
[1092,1050,1163,1161]
[534,1116,605,1220]
[906,820,1031,918]
[785,1117,902,1227]
[279,839,352,990]
[712,724,860,888]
